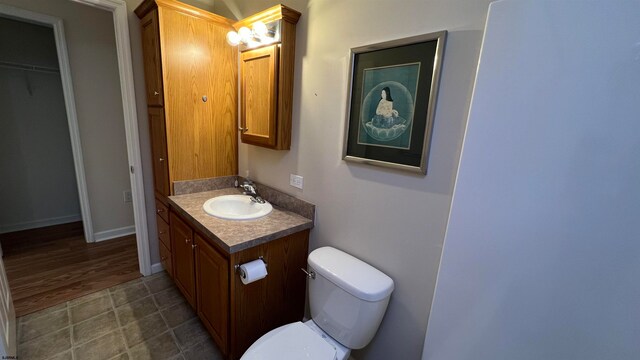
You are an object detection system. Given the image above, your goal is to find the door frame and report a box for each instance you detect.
[0,1,152,276]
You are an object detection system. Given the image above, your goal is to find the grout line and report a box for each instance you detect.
[157,297,184,357]
[107,285,131,359]
[67,301,75,360]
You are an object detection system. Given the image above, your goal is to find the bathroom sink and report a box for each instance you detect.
[203,195,273,220]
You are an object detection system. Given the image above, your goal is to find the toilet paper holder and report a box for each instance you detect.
[234,256,267,273]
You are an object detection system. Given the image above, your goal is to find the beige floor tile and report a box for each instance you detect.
[107,352,130,360]
[161,300,196,328]
[108,278,143,293]
[19,303,67,325]
[122,312,168,348]
[19,308,69,343]
[72,311,119,345]
[144,272,173,294]
[116,296,158,326]
[129,331,181,360]
[48,350,73,360]
[68,290,110,307]
[152,286,184,310]
[18,327,71,360]
[110,282,150,307]
[173,318,210,351]
[69,294,113,324]
[73,330,127,360]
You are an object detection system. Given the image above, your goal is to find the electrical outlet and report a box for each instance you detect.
[290,174,303,189]
[123,190,132,203]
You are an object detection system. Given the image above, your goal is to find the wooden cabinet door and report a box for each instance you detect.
[240,45,279,147]
[140,9,164,106]
[148,108,170,196]
[195,234,229,354]
[170,212,196,308]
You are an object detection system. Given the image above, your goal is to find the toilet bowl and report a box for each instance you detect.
[240,247,394,360]
[241,320,350,360]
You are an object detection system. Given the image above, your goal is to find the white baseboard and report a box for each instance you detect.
[0,214,82,234]
[150,262,165,274]
[94,225,135,242]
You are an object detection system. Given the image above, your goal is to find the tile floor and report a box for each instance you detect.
[16,272,224,360]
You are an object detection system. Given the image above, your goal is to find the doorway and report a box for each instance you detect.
[0,8,143,316]
[0,0,150,272]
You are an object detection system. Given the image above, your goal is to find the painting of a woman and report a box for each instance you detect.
[371,86,402,129]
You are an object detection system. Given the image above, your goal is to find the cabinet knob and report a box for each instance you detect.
[202,95,208,102]
[159,230,165,235]
[185,238,190,244]
[156,208,164,214]
[238,127,248,133]
[161,256,166,261]
[159,158,165,162]
[154,90,159,96]
[192,244,198,250]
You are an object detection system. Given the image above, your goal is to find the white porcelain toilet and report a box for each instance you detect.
[241,246,394,360]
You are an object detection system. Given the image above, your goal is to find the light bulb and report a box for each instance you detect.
[226,31,240,46]
[238,27,252,44]
[252,21,268,37]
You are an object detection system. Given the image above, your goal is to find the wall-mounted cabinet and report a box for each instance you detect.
[234,5,301,150]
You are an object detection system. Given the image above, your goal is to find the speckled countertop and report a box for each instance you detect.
[168,187,314,254]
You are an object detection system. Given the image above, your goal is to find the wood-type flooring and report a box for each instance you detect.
[1,221,141,317]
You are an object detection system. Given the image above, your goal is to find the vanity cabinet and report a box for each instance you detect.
[168,209,308,359]
[235,5,301,150]
[170,212,196,307]
[195,233,229,354]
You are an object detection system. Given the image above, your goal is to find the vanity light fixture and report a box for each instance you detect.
[226,20,279,48]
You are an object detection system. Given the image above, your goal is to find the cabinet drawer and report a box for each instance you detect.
[159,241,173,278]
[157,215,170,250]
[155,198,169,223]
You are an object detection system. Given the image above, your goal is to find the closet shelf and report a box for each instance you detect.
[0,60,59,73]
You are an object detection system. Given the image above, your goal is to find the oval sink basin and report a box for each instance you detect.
[203,195,273,220]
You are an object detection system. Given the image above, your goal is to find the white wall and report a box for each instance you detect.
[226,1,492,358]
[0,0,134,236]
[423,1,640,359]
[0,18,80,232]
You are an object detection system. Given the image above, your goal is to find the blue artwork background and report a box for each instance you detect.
[358,63,420,149]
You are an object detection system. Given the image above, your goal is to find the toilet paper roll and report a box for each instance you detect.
[239,259,268,285]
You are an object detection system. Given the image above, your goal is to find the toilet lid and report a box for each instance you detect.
[241,322,337,360]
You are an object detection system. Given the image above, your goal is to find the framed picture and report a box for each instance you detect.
[342,31,447,175]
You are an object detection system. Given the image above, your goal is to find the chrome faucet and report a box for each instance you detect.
[241,180,266,204]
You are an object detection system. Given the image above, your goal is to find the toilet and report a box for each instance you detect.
[241,246,394,360]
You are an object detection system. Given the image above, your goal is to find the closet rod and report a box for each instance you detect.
[0,60,60,74]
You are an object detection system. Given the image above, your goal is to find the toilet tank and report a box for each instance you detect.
[307,247,394,349]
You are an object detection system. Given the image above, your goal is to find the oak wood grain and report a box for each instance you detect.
[140,10,164,107]
[195,233,229,355]
[170,211,196,308]
[159,5,238,185]
[1,224,140,317]
[232,4,301,30]
[149,108,170,196]
[229,230,309,359]
[240,45,278,147]
[234,5,300,150]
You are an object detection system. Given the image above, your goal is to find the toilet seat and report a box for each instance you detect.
[240,321,337,360]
